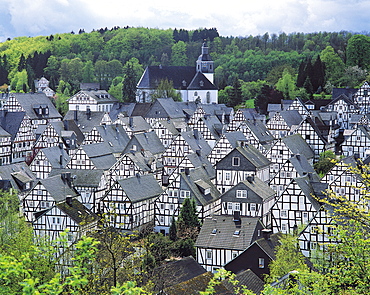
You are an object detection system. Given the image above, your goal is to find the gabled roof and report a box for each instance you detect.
[92,124,130,153]
[119,116,152,133]
[294,174,327,210]
[152,256,206,292]
[327,93,358,108]
[223,131,247,148]
[137,65,196,90]
[180,167,220,206]
[199,115,224,139]
[279,110,303,127]
[115,174,163,202]
[69,90,119,104]
[0,111,27,140]
[40,146,70,168]
[123,131,165,156]
[332,87,357,99]
[49,168,105,188]
[281,134,314,160]
[195,215,260,250]
[223,269,265,295]
[145,98,187,119]
[235,145,271,169]
[64,110,106,133]
[39,174,79,203]
[81,142,117,169]
[57,198,99,225]
[181,129,212,156]
[288,154,316,176]
[186,152,215,179]
[244,119,275,143]
[221,177,275,203]
[8,93,62,120]
[109,102,136,120]
[131,103,153,117]
[187,72,217,90]
[0,163,36,192]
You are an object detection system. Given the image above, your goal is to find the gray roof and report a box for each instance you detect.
[91,125,130,153]
[223,269,264,295]
[279,110,303,127]
[145,98,187,119]
[40,146,70,168]
[64,110,106,133]
[187,72,217,90]
[49,168,105,187]
[81,142,117,169]
[223,131,247,148]
[0,163,36,191]
[186,153,215,179]
[199,115,224,140]
[181,129,212,156]
[236,145,271,169]
[115,174,163,202]
[288,154,316,176]
[109,102,136,120]
[123,131,165,156]
[119,116,152,133]
[195,215,260,250]
[39,174,79,203]
[294,174,327,210]
[221,177,275,203]
[282,134,314,160]
[0,111,26,140]
[244,119,275,143]
[180,167,220,206]
[8,93,62,120]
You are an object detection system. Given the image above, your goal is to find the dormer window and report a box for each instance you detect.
[211,228,217,235]
[233,230,241,236]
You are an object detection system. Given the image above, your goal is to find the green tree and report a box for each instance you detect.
[176,198,200,240]
[122,62,138,103]
[82,60,95,83]
[228,77,243,108]
[150,79,181,101]
[275,69,298,99]
[320,46,345,86]
[346,34,370,69]
[109,76,124,100]
[313,150,338,177]
[171,41,187,66]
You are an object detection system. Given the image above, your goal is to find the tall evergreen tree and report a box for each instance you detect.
[176,198,200,240]
[311,55,325,93]
[229,77,243,107]
[122,63,137,103]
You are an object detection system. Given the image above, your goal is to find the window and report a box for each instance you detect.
[211,228,217,235]
[234,203,240,211]
[236,190,247,198]
[258,258,265,268]
[281,223,287,233]
[250,203,256,211]
[232,157,240,166]
[225,172,231,181]
[180,190,190,198]
[280,210,288,218]
[206,92,211,103]
[233,230,240,236]
[206,250,212,260]
[311,225,318,234]
[227,202,233,210]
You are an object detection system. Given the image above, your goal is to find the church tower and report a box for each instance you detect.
[196,42,214,83]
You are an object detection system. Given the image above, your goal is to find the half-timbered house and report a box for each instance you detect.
[100,174,163,231]
[215,145,271,193]
[352,81,370,114]
[269,173,327,234]
[226,108,265,132]
[0,162,36,196]
[266,110,303,139]
[220,176,276,218]
[188,104,233,126]
[30,145,70,179]
[0,125,11,166]
[207,131,247,166]
[151,119,186,149]
[192,115,224,148]
[195,215,264,272]
[324,94,359,130]
[68,89,119,112]
[340,125,370,159]
[266,134,315,181]
[114,115,152,137]
[22,173,80,223]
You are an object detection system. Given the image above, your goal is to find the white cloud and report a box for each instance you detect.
[1,0,370,40]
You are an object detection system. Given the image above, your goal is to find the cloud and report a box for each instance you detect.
[1,0,370,41]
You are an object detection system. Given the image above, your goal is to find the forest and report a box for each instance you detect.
[1,27,370,113]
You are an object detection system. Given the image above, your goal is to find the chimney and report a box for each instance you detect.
[296,154,301,160]
[262,228,272,240]
[74,110,78,121]
[86,108,91,120]
[184,167,190,175]
[66,196,73,207]
[233,210,240,222]
[193,129,199,140]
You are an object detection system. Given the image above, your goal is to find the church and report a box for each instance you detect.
[136,42,218,104]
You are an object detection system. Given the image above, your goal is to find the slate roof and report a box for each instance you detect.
[199,115,224,139]
[131,103,153,117]
[221,177,275,203]
[294,174,327,210]
[0,163,36,192]
[137,65,196,90]
[181,129,212,156]
[64,110,106,134]
[49,168,104,188]
[145,97,188,119]
[152,256,206,291]
[0,111,26,140]
[236,145,271,169]
[40,146,70,168]
[123,131,165,156]
[195,215,260,250]
[109,102,136,120]
[288,154,316,176]
[282,134,314,160]
[180,167,220,206]
[279,110,303,127]
[57,198,99,225]
[9,93,62,120]
[39,174,79,203]
[115,174,163,202]
[92,124,130,153]
[186,152,215,179]
[119,116,152,133]
[223,269,265,295]
[123,151,153,173]
[81,142,117,170]
[223,131,247,148]
[187,72,218,90]
[332,87,357,99]
[244,119,275,144]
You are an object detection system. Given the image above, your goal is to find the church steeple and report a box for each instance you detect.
[196,42,214,82]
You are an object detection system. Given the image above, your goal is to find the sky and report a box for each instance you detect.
[1,0,370,42]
